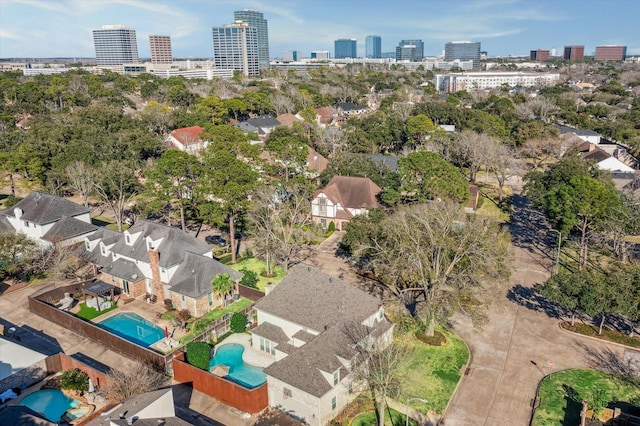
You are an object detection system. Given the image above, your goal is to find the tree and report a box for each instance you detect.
[248,183,313,274]
[405,114,435,146]
[0,232,39,279]
[92,160,140,231]
[211,273,234,300]
[537,270,591,326]
[518,137,562,170]
[486,141,522,204]
[394,151,469,205]
[144,150,202,231]
[356,203,511,335]
[598,191,640,262]
[65,160,95,208]
[265,135,308,181]
[439,130,494,183]
[99,362,168,403]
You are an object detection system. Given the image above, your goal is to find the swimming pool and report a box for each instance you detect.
[18,388,80,422]
[210,344,266,389]
[97,312,164,347]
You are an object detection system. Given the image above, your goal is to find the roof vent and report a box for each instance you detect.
[328,278,333,283]
[132,274,138,280]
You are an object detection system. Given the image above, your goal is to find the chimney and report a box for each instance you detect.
[148,248,162,297]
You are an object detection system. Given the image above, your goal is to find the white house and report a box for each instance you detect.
[556,125,601,145]
[578,142,635,172]
[0,192,96,248]
[166,126,207,154]
[250,265,393,426]
[311,176,382,230]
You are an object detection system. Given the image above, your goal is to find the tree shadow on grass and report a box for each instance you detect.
[576,342,640,384]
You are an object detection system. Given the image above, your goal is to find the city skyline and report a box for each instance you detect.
[1,0,639,60]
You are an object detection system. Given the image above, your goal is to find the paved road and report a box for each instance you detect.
[440,195,628,426]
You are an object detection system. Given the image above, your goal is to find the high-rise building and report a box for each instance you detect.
[396,39,424,61]
[311,51,330,60]
[563,45,584,60]
[445,41,481,68]
[212,21,259,77]
[595,45,627,61]
[365,35,382,58]
[149,35,172,64]
[530,49,550,61]
[282,50,298,62]
[92,25,139,66]
[334,39,357,59]
[234,10,269,70]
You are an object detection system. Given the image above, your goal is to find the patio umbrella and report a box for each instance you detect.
[165,326,169,340]
[88,378,95,393]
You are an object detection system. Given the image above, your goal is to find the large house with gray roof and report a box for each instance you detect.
[251,265,393,425]
[79,220,241,317]
[0,192,96,248]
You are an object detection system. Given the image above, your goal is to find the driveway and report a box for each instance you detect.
[440,194,628,426]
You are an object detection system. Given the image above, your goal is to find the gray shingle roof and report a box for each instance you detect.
[101,258,144,282]
[1,192,88,225]
[246,114,281,129]
[111,220,211,268]
[555,124,601,137]
[252,322,289,344]
[292,329,316,342]
[358,153,399,172]
[255,264,381,333]
[169,252,242,298]
[41,216,97,243]
[0,214,12,233]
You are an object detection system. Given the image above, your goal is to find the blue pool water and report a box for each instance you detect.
[97,312,164,347]
[210,344,266,389]
[18,388,80,422]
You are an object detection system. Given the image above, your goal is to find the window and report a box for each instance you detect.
[331,396,337,410]
[85,240,90,251]
[348,382,353,394]
[181,295,186,309]
[208,292,213,307]
[125,234,130,244]
[24,221,30,228]
[260,337,276,355]
[333,371,339,386]
[123,279,130,294]
[283,388,292,398]
[100,244,107,256]
[318,198,327,215]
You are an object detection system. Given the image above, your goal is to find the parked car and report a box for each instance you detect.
[205,235,227,247]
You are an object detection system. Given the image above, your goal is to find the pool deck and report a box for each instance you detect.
[219,334,274,369]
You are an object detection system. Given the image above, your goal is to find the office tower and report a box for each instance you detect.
[594,45,627,61]
[445,41,481,68]
[282,50,298,62]
[92,25,139,66]
[366,35,382,58]
[311,51,330,60]
[563,45,584,60]
[234,9,269,70]
[530,49,550,61]
[334,39,357,59]
[212,21,259,77]
[396,39,424,61]
[149,35,172,64]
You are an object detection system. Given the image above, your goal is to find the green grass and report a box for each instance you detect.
[76,302,117,320]
[351,407,419,426]
[532,369,640,426]
[227,257,285,290]
[179,298,253,344]
[561,321,640,349]
[396,326,469,414]
[475,183,513,222]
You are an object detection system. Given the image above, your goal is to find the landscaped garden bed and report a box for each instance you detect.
[227,257,284,290]
[532,369,640,426]
[178,298,252,344]
[560,321,640,349]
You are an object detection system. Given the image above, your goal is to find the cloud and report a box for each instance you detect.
[0,29,21,40]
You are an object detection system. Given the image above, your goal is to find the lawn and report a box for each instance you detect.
[179,297,253,344]
[227,257,285,290]
[76,302,117,320]
[475,182,513,223]
[532,369,640,426]
[396,326,469,414]
[560,321,640,349]
[351,407,419,426]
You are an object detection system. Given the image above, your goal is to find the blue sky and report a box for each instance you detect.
[1,0,639,59]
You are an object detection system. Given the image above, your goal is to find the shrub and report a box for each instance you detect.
[186,342,211,370]
[328,221,335,232]
[176,309,191,322]
[3,195,22,208]
[60,368,89,392]
[230,312,248,333]
[239,268,259,288]
[164,299,173,310]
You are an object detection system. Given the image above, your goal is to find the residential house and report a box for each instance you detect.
[238,115,281,140]
[276,113,301,127]
[251,265,393,426]
[0,192,96,248]
[578,142,635,172]
[79,220,241,317]
[306,147,328,179]
[86,388,191,426]
[311,176,382,230]
[315,106,336,127]
[166,126,207,154]
[333,102,367,117]
[555,124,601,144]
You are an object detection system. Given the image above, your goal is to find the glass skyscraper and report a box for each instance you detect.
[445,41,481,68]
[366,35,382,58]
[396,39,424,61]
[93,25,139,66]
[334,39,357,59]
[212,22,259,77]
[234,10,269,70]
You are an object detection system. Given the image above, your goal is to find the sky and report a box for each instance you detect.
[1,0,639,60]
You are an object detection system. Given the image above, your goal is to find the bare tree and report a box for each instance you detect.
[65,161,95,208]
[99,362,169,403]
[269,93,295,115]
[518,137,562,170]
[92,161,139,231]
[357,203,511,336]
[439,130,493,183]
[486,141,523,204]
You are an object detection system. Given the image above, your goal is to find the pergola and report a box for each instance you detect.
[82,280,117,312]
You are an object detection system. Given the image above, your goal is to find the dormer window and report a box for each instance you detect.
[333,371,339,386]
[125,234,131,245]
[147,239,153,250]
[100,244,106,256]
[85,240,90,251]
[24,221,30,228]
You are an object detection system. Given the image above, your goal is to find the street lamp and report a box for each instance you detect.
[406,397,428,426]
[550,229,562,274]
